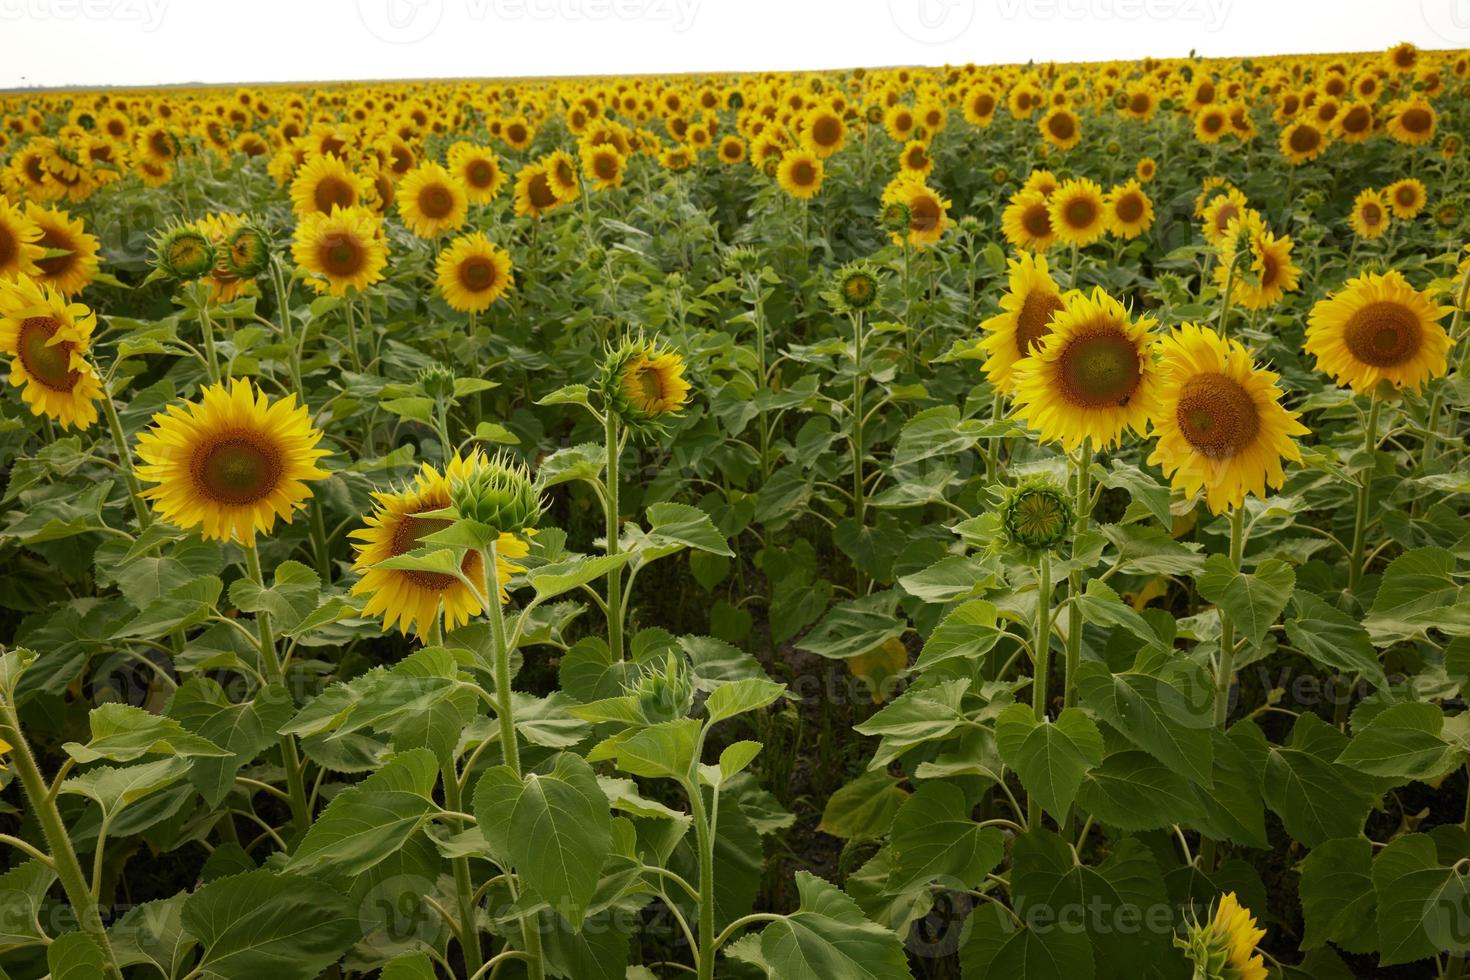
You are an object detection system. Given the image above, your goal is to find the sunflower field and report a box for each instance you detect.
[0,40,1469,980]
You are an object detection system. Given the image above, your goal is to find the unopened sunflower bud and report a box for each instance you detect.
[450,452,542,533]
[418,363,456,403]
[1001,481,1074,552]
[833,262,879,311]
[153,225,215,280]
[634,652,695,724]
[223,221,272,278]
[880,200,911,234]
[600,335,692,436]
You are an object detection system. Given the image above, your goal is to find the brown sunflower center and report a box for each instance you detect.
[1048,113,1076,139]
[466,160,495,187]
[1289,125,1321,153]
[1175,373,1260,459]
[17,316,79,391]
[811,116,841,147]
[1401,108,1432,133]
[35,228,75,277]
[319,234,365,277]
[1395,185,1418,207]
[1341,106,1371,133]
[909,195,940,231]
[1343,300,1423,367]
[1057,330,1141,407]
[458,256,498,292]
[595,154,619,179]
[1129,93,1150,114]
[149,130,173,158]
[1022,203,1052,239]
[312,175,355,213]
[0,222,15,268]
[1114,193,1144,223]
[1063,197,1097,230]
[1015,290,1064,357]
[507,124,528,144]
[191,431,283,506]
[1259,250,1280,288]
[1202,112,1224,133]
[528,172,558,210]
[390,513,460,590]
[1360,202,1383,226]
[791,161,817,186]
[418,184,454,219]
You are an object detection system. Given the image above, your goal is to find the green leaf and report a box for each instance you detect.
[613,718,700,780]
[181,870,360,980]
[1299,838,1378,954]
[168,678,295,807]
[60,757,194,817]
[817,771,910,840]
[0,860,57,948]
[1196,554,1295,650]
[798,591,907,660]
[472,752,613,929]
[63,702,229,764]
[1075,660,1214,787]
[887,782,1004,892]
[854,679,970,769]
[718,741,763,784]
[705,676,786,723]
[996,704,1104,822]
[111,894,194,978]
[759,872,913,980]
[1285,591,1388,689]
[912,600,1005,671]
[228,561,321,633]
[1367,547,1468,644]
[1263,714,1378,848]
[286,789,433,877]
[526,552,635,602]
[1372,833,1470,965]
[1076,751,1199,832]
[644,502,734,556]
[1336,702,1463,782]
[47,932,105,980]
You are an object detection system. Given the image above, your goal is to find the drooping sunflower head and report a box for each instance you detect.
[1218,212,1300,312]
[151,223,216,281]
[1010,286,1157,451]
[1175,892,1268,980]
[222,220,273,279]
[1305,269,1453,395]
[398,162,469,239]
[980,249,1068,395]
[1047,178,1106,248]
[449,450,543,535]
[350,454,531,637]
[0,196,42,283]
[134,378,330,543]
[1147,323,1307,515]
[1200,189,1251,248]
[1000,480,1074,553]
[601,335,693,435]
[435,231,514,314]
[543,149,582,203]
[291,205,388,297]
[0,274,103,430]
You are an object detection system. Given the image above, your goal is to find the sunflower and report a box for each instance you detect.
[616,343,691,417]
[1349,188,1389,239]
[776,150,824,200]
[1279,120,1329,164]
[1305,269,1452,395]
[582,143,627,189]
[716,136,746,166]
[0,197,42,283]
[543,149,582,203]
[882,176,949,248]
[962,87,997,126]
[1039,107,1081,150]
[1022,169,1059,198]
[1148,324,1306,514]
[1001,189,1057,252]
[1179,893,1268,980]
[1386,98,1435,145]
[447,142,506,203]
[513,162,562,218]
[1384,177,1427,219]
[1104,180,1154,240]
[291,205,388,296]
[1200,189,1251,248]
[1333,101,1374,143]
[289,153,367,218]
[1135,157,1156,183]
[1010,287,1157,451]
[350,454,530,637]
[0,275,103,430]
[979,250,1068,395]
[1048,178,1106,248]
[802,107,846,158]
[436,232,513,314]
[883,104,917,142]
[398,162,468,238]
[25,203,100,297]
[135,123,179,166]
[1218,213,1300,311]
[898,140,933,178]
[135,379,329,542]
[1193,106,1230,144]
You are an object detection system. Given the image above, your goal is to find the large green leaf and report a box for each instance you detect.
[1075,661,1214,787]
[1196,554,1295,650]
[758,872,913,980]
[64,702,229,764]
[886,782,1004,893]
[180,870,360,980]
[1372,833,1470,966]
[996,705,1103,822]
[1299,838,1378,954]
[286,789,432,877]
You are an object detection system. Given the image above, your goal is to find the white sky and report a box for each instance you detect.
[2,0,1468,90]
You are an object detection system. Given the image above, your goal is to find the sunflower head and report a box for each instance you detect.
[879,200,911,235]
[449,450,542,534]
[631,652,695,725]
[601,335,693,436]
[223,220,272,279]
[1175,893,1268,980]
[418,362,456,403]
[1000,480,1074,553]
[833,262,880,311]
[1305,269,1453,395]
[152,224,216,281]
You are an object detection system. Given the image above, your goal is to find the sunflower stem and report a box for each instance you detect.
[1063,436,1092,710]
[1347,395,1381,596]
[603,410,625,662]
[100,378,151,529]
[343,295,363,373]
[442,758,483,976]
[850,309,866,530]
[243,540,312,840]
[198,304,222,383]
[1199,505,1247,872]
[1027,553,1053,830]
[1421,261,1470,468]
[0,695,125,980]
[1216,252,1237,339]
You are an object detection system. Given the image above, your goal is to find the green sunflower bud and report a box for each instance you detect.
[832,262,880,311]
[600,334,692,437]
[153,225,215,280]
[633,652,694,725]
[450,451,542,533]
[880,200,911,234]
[724,245,760,276]
[418,363,456,403]
[223,221,272,278]
[1001,481,1074,552]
